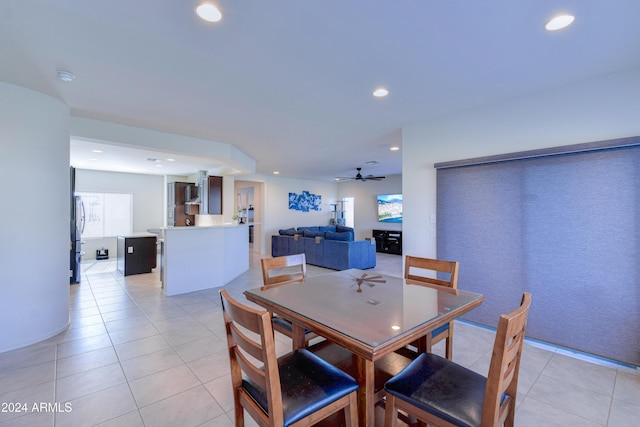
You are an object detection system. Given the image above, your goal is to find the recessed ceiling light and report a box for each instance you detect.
[166,158,175,162]
[91,149,103,153]
[390,146,400,151]
[373,88,389,98]
[195,2,222,22]
[156,164,163,168]
[545,14,575,31]
[57,69,76,82]
[273,171,280,175]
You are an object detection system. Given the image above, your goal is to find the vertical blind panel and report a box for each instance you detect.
[437,146,639,366]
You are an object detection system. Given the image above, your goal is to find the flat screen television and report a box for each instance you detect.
[377,194,402,223]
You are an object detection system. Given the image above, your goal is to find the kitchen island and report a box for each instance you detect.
[117,232,157,276]
[162,224,249,296]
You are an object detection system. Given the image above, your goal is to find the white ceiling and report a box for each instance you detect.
[2,1,640,180]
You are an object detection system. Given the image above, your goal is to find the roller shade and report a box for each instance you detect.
[435,136,640,366]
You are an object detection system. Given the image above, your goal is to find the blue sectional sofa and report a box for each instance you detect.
[271,225,376,270]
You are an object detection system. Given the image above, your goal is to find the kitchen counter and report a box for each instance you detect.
[162,224,249,296]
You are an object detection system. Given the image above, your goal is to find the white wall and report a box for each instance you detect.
[75,169,164,260]
[402,67,640,259]
[337,174,402,241]
[0,82,70,352]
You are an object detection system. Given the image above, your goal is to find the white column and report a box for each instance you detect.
[0,82,70,352]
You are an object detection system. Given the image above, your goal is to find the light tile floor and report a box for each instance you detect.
[0,253,638,426]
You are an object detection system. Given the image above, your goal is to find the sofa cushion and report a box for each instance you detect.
[297,226,320,233]
[319,226,337,233]
[325,231,353,241]
[279,228,297,236]
[303,230,325,238]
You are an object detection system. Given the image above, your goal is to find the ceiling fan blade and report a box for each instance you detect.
[336,168,385,182]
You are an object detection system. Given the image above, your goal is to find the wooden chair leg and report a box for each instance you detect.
[424,333,433,353]
[344,392,358,427]
[384,394,399,427]
[505,401,515,427]
[234,398,244,427]
[445,322,454,360]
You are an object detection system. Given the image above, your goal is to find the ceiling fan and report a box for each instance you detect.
[336,167,386,182]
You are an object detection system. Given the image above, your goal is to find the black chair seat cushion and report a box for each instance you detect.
[384,353,486,427]
[272,316,314,336]
[243,349,358,426]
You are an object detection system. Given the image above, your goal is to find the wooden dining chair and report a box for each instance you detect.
[384,292,532,427]
[220,289,359,427]
[261,254,318,346]
[404,255,460,360]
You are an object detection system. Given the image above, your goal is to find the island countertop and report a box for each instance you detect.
[163,223,247,230]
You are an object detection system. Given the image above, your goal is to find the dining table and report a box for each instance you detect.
[244,268,484,427]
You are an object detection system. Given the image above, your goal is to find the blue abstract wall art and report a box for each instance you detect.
[289,191,322,212]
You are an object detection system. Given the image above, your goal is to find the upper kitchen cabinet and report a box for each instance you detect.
[207,176,223,215]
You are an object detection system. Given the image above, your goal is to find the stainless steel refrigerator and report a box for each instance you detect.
[70,168,85,284]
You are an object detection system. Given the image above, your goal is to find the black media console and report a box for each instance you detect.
[372,229,402,255]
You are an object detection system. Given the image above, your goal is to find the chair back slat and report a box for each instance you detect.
[235,349,267,391]
[482,292,532,427]
[261,253,307,289]
[404,256,459,289]
[229,322,265,363]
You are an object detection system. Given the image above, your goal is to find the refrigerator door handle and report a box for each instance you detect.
[80,201,86,234]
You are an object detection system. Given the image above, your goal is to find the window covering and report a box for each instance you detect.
[435,136,640,366]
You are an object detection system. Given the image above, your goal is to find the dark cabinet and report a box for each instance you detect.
[207,176,223,215]
[117,234,157,276]
[373,229,402,255]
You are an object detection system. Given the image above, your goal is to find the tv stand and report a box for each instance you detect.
[373,230,402,255]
